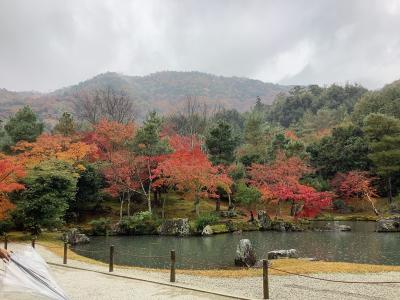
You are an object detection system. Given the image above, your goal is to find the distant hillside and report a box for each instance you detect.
[0,71,291,125]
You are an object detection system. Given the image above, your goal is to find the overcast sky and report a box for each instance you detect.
[0,0,399,92]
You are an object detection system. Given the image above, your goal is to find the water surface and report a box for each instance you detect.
[72,221,400,269]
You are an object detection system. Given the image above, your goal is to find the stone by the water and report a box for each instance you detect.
[202,225,214,236]
[257,210,272,230]
[64,228,90,245]
[267,249,298,259]
[158,218,190,236]
[376,217,400,232]
[234,239,257,267]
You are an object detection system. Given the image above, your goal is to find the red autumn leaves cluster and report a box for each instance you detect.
[248,154,333,217]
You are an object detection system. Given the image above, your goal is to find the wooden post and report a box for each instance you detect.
[170,250,176,282]
[31,237,36,248]
[109,245,114,272]
[4,235,8,250]
[63,242,68,264]
[263,259,269,299]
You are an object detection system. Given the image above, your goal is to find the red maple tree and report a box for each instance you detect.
[331,171,379,215]
[248,153,333,217]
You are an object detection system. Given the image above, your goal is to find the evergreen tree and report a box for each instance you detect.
[205,121,237,165]
[53,112,76,136]
[4,106,44,144]
[364,113,400,202]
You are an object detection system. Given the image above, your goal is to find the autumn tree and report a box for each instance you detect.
[154,135,232,216]
[332,171,379,215]
[0,156,25,219]
[248,154,333,217]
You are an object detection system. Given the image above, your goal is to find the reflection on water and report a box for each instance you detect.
[73,221,400,269]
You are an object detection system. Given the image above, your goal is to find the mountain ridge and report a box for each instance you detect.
[0,71,291,125]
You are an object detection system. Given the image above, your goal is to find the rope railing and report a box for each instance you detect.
[4,236,400,299]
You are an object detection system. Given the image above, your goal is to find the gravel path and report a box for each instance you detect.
[2,243,400,299]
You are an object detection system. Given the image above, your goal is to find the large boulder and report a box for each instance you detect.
[268,249,298,259]
[257,211,272,230]
[158,218,190,236]
[376,217,400,232]
[64,228,90,245]
[202,225,214,236]
[234,239,257,267]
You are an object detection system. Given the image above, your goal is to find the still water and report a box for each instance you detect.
[72,221,400,269]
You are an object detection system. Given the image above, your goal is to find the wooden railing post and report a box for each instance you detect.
[4,234,8,250]
[63,242,68,264]
[170,250,176,282]
[263,259,269,299]
[31,237,36,248]
[109,245,114,272]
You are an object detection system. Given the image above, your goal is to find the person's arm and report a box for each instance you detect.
[0,248,11,262]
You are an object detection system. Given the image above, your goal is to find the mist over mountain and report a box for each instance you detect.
[0,71,290,125]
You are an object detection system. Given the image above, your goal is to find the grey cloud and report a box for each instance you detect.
[0,0,399,91]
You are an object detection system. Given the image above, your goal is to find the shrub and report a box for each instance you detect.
[0,219,14,235]
[234,182,261,207]
[332,199,346,210]
[89,218,112,235]
[118,211,160,235]
[195,213,219,231]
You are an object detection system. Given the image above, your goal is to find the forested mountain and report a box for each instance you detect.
[0,71,290,125]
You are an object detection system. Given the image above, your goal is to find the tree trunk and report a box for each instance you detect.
[119,193,125,221]
[249,210,254,222]
[162,194,166,220]
[228,193,232,209]
[127,192,131,217]
[366,193,379,216]
[388,176,393,203]
[216,197,221,212]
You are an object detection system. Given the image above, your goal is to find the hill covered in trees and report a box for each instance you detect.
[0,71,290,125]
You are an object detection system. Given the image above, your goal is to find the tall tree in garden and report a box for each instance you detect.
[13,159,78,234]
[332,171,379,215]
[307,124,370,178]
[364,113,400,202]
[131,111,170,213]
[4,106,44,144]
[0,156,25,219]
[53,112,76,136]
[205,121,237,165]
[248,153,333,217]
[154,135,232,216]
[86,119,136,219]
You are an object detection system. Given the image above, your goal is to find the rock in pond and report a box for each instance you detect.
[257,210,272,230]
[268,249,298,259]
[202,225,213,236]
[158,218,190,236]
[234,239,257,267]
[376,217,400,232]
[318,223,351,232]
[64,228,90,245]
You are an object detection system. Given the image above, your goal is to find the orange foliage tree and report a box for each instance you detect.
[153,135,232,216]
[13,133,98,171]
[0,156,26,219]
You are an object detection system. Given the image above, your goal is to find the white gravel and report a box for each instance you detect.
[2,243,400,300]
